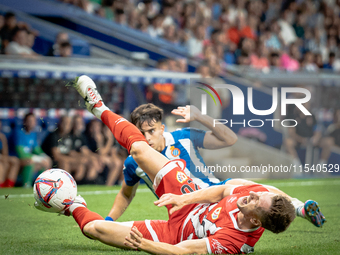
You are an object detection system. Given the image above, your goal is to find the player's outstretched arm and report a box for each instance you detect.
[125,226,208,254]
[171,105,237,149]
[106,181,139,221]
[155,184,239,214]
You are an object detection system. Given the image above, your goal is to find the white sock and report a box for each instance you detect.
[91,102,110,120]
[69,203,86,213]
[291,197,305,217]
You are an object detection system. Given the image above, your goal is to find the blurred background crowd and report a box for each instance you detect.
[3,0,340,72]
[0,113,127,188]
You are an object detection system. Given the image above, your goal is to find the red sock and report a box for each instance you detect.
[6,179,15,188]
[101,110,147,153]
[72,207,104,238]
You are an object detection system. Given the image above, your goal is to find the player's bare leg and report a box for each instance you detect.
[35,194,137,250]
[74,75,169,183]
[69,196,136,249]
[83,220,135,249]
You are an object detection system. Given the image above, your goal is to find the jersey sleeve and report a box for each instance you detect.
[181,128,206,149]
[206,228,262,254]
[123,156,141,186]
[205,233,245,254]
[232,184,269,195]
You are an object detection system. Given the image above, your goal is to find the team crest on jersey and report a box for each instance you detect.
[176,171,188,183]
[211,207,222,220]
[170,146,181,157]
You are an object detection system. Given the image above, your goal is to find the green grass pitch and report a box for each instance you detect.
[1,178,339,255]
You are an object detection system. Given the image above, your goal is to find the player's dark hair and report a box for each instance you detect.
[257,195,295,234]
[23,112,35,123]
[130,103,163,129]
[4,12,15,20]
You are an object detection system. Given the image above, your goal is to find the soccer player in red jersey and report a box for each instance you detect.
[35,76,321,254]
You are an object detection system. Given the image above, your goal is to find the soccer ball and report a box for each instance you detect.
[33,169,77,213]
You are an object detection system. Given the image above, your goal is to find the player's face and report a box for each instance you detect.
[60,117,72,134]
[25,115,36,132]
[237,191,276,217]
[139,120,165,152]
[73,116,84,134]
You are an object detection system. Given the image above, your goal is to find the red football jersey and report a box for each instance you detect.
[178,185,269,254]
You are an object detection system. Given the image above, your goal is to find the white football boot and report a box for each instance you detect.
[75,75,109,119]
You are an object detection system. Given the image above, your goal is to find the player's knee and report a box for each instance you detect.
[130,141,148,159]
[10,156,20,166]
[83,220,102,238]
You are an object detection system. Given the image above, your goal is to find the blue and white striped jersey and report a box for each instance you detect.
[123,128,223,197]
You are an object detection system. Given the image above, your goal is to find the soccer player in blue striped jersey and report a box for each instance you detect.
[105,103,238,221]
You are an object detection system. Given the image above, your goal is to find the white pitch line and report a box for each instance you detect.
[2,179,340,199]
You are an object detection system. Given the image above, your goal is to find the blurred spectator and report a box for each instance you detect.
[315,53,324,69]
[71,115,101,182]
[301,51,318,72]
[319,109,340,165]
[48,32,70,56]
[284,100,322,166]
[47,0,340,72]
[278,9,298,46]
[5,29,39,57]
[26,31,37,49]
[0,120,20,188]
[147,14,164,38]
[185,24,206,57]
[162,24,179,44]
[127,10,139,30]
[86,120,123,186]
[161,2,175,27]
[0,15,4,31]
[303,27,319,53]
[280,42,301,72]
[269,52,282,70]
[177,58,188,72]
[138,0,160,19]
[41,116,87,182]
[15,113,52,187]
[196,62,211,78]
[115,8,127,26]
[224,41,237,65]
[264,20,283,51]
[147,59,176,115]
[167,58,178,72]
[293,13,306,39]
[58,0,96,14]
[59,41,73,57]
[0,12,18,54]
[323,52,336,70]
[250,41,269,69]
[227,14,256,45]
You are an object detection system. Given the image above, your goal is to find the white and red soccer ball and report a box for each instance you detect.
[33,169,77,213]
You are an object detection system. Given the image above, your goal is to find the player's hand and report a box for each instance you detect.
[154,193,185,215]
[124,226,143,250]
[171,105,201,123]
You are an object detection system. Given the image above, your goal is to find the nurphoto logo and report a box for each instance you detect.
[196,82,311,128]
